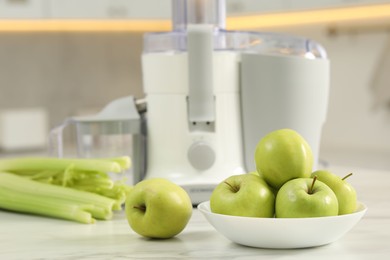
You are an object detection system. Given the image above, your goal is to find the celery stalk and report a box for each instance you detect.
[0,187,95,224]
[0,157,123,173]
[29,170,60,180]
[0,172,116,221]
[74,178,114,190]
[0,156,133,211]
[101,156,132,170]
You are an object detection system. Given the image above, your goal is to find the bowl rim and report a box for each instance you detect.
[197,200,367,221]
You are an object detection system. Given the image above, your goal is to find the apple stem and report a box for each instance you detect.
[309,176,317,195]
[224,181,239,193]
[342,172,353,181]
[133,205,146,212]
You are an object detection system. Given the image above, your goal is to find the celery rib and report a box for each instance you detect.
[0,156,133,222]
[0,157,122,173]
[0,186,95,224]
[74,178,114,190]
[100,156,132,170]
[0,173,116,222]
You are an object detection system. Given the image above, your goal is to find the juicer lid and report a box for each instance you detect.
[143,0,327,60]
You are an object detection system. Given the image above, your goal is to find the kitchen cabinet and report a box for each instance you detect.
[0,165,390,258]
[1,0,390,20]
[123,0,171,19]
[289,0,357,10]
[48,0,171,19]
[48,0,108,19]
[226,0,287,14]
[289,0,390,10]
[227,0,390,14]
[358,0,390,5]
[0,0,45,18]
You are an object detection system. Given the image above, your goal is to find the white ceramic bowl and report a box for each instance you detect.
[197,201,367,249]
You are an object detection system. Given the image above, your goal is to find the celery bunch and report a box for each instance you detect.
[0,157,133,223]
[0,173,116,223]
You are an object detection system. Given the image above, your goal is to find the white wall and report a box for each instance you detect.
[0,32,144,128]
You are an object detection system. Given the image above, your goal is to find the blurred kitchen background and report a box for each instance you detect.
[0,0,390,171]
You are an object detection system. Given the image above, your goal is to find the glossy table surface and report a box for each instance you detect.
[1,165,390,259]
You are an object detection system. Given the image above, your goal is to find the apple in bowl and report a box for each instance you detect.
[210,173,275,218]
[311,170,357,215]
[254,128,313,190]
[275,176,339,218]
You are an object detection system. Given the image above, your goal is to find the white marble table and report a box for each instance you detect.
[1,165,390,259]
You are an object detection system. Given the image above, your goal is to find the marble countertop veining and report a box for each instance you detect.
[1,165,390,259]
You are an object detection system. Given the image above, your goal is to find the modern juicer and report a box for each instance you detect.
[140,0,329,204]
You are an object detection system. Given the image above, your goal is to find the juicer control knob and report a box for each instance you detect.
[188,142,215,171]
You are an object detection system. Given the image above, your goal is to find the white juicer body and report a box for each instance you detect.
[143,51,246,204]
[240,53,330,172]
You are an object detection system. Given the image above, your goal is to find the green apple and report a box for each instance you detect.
[249,171,263,179]
[311,170,357,215]
[275,177,338,218]
[125,178,192,239]
[248,171,279,196]
[210,174,275,218]
[254,128,313,190]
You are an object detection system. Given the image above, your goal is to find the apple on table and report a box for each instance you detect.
[125,178,193,239]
